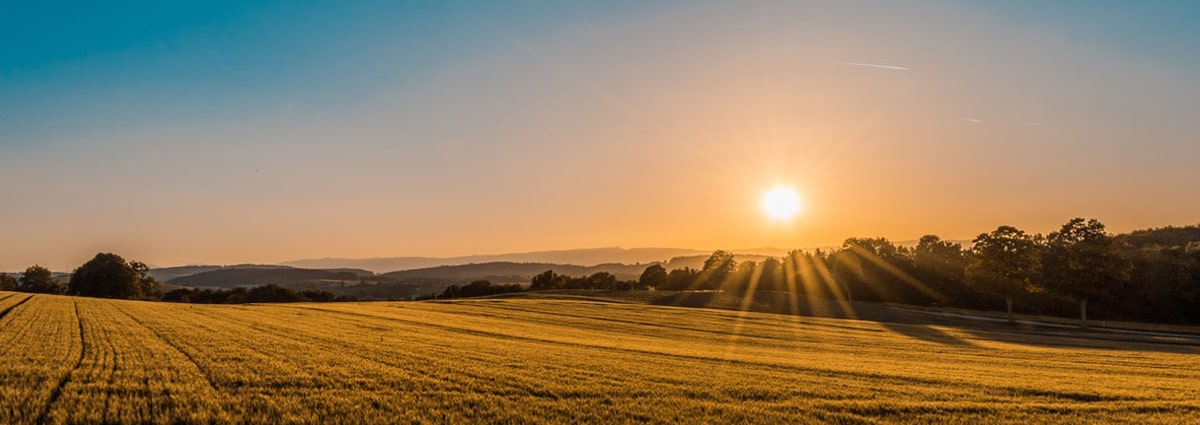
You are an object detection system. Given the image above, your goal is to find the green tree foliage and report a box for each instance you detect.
[69,253,161,300]
[1041,218,1130,328]
[966,226,1040,322]
[18,265,64,294]
[638,264,668,290]
[0,273,17,291]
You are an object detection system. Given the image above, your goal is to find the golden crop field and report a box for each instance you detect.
[1,290,1198,424]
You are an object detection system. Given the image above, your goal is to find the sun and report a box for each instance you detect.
[762,186,803,221]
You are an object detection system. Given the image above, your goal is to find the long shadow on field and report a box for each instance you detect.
[954,324,1200,355]
[880,322,978,347]
[651,291,917,323]
[648,291,1200,354]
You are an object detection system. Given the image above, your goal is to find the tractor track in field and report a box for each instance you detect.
[114,306,223,395]
[289,304,974,389]
[180,306,454,389]
[35,299,87,425]
[0,294,33,321]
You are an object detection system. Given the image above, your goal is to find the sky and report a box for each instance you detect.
[3,1,1199,270]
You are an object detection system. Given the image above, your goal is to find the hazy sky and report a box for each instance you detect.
[3,1,1199,270]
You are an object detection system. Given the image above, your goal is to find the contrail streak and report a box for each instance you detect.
[842,62,909,71]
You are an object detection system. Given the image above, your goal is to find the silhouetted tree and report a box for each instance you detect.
[69,253,160,300]
[1041,218,1130,328]
[162,288,194,303]
[727,260,754,291]
[698,250,737,290]
[162,286,344,304]
[530,270,561,290]
[638,264,668,290]
[966,226,1040,322]
[246,284,305,303]
[785,249,838,298]
[1119,245,1199,323]
[913,235,968,304]
[663,268,698,291]
[440,280,523,299]
[828,250,862,302]
[586,272,617,290]
[300,290,338,302]
[0,273,17,291]
[18,265,63,294]
[829,238,925,303]
[757,257,784,292]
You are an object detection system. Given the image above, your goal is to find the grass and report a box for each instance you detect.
[1,290,1198,424]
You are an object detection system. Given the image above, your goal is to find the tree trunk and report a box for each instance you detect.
[1080,298,1088,329]
[1005,296,1014,323]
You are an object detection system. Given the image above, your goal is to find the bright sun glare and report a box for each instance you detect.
[762,186,803,221]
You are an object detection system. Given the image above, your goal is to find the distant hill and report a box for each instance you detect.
[381,262,650,284]
[147,266,227,282]
[284,247,710,273]
[166,261,662,300]
[1120,225,1200,248]
[169,267,371,289]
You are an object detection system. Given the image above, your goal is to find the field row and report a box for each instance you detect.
[1,291,1198,423]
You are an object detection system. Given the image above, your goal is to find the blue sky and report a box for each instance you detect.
[5,1,1198,148]
[3,1,1199,269]
[0,1,655,144]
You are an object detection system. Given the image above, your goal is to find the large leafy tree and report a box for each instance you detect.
[18,265,64,294]
[1041,218,1130,328]
[638,264,667,290]
[756,257,784,292]
[663,268,697,291]
[913,235,968,304]
[69,253,161,300]
[965,226,1040,322]
[697,250,737,290]
[832,237,924,303]
[585,272,617,290]
[0,273,17,291]
[530,270,561,290]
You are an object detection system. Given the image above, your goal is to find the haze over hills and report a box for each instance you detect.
[149,251,798,300]
[282,243,984,274]
[283,247,715,273]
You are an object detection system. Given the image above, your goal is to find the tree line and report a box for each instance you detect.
[161,284,354,304]
[628,218,1197,326]
[1,253,162,300]
[436,218,1197,326]
[0,253,351,304]
[5,218,1198,324]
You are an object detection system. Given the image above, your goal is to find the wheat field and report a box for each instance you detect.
[1,291,1198,424]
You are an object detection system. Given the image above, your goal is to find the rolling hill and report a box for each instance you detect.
[165,262,659,299]
[283,247,712,273]
[168,267,373,289]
